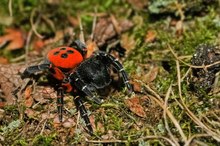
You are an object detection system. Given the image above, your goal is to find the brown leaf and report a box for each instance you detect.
[33,39,45,52]
[170,19,178,26]
[94,17,133,47]
[121,33,136,52]
[25,108,35,118]
[0,57,9,64]
[0,64,25,105]
[125,96,146,118]
[143,66,158,83]
[86,40,98,58]
[0,28,25,50]
[0,64,57,108]
[24,86,34,107]
[67,15,79,27]
[130,80,142,92]
[0,109,4,119]
[33,86,56,102]
[0,102,5,108]
[53,116,62,128]
[62,118,75,128]
[175,20,184,36]
[89,115,98,131]
[127,0,148,10]
[145,30,157,43]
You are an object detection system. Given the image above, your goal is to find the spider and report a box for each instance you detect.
[21,40,133,134]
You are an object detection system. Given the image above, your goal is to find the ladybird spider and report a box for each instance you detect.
[21,40,132,134]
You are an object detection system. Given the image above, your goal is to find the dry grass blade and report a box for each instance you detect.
[184,134,210,146]
[86,135,177,146]
[30,8,43,39]
[90,8,97,41]
[168,44,220,69]
[136,80,188,143]
[78,15,85,44]
[175,59,220,142]
[8,0,12,17]
[164,85,180,146]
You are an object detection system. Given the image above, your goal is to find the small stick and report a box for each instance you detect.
[78,15,85,44]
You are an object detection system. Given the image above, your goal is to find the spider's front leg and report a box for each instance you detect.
[69,72,102,104]
[21,61,51,79]
[69,72,103,134]
[74,96,93,134]
[57,86,64,122]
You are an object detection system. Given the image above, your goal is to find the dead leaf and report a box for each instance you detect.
[0,28,25,50]
[131,80,142,92]
[94,17,133,48]
[127,0,148,10]
[0,57,9,64]
[33,39,45,52]
[32,86,56,103]
[170,19,178,26]
[86,40,98,58]
[0,101,5,108]
[121,33,136,52]
[89,115,99,131]
[25,108,35,118]
[24,86,34,107]
[145,30,157,43]
[0,64,25,105]
[143,66,158,83]
[62,118,75,128]
[67,15,79,27]
[41,112,50,120]
[0,109,4,119]
[53,116,62,128]
[175,20,184,36]
[125,96,146,118]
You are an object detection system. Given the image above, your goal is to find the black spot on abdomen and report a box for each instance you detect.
[67,50,74,54]
[60,47,66,50]
[61,53,68,58]
[53,51,60,55]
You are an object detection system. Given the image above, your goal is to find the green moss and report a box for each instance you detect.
[32,134,56,146]
[12,139,28,146]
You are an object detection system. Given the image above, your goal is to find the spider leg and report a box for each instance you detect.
[74,96,93,134]
[57,87,64,122]
[70,73,102,104]
[96,51,133,93]
[21,63,51,79]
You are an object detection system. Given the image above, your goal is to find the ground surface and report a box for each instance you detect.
[0,0,220,145]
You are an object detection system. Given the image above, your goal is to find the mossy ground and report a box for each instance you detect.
[0,0,220,145]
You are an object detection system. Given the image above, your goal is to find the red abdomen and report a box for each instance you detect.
[47,47,83,69]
